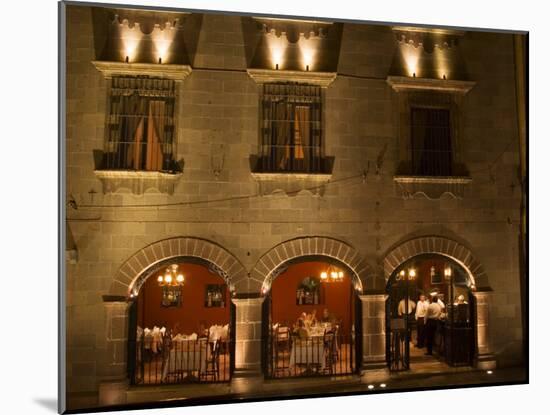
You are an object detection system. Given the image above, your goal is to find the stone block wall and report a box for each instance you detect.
[233,299,263,370]
[64,4,525,400]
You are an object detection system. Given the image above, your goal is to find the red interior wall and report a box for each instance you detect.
[136,262,230,335]
[415,257,450,302]
[271,261,354,334]
[416,258,447,297]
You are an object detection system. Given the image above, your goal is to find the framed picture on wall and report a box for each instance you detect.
[430,266,443,284]
[161,286,182,307]
[205,284,226,307]
[296,276,321,305]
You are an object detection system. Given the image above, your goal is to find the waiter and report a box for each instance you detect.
[398,297,416,342]
[424,295,443,355]
[415,294,430,348]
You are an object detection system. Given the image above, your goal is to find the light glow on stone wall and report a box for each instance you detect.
[298,32,321,71]
[401,42,421,77]
[117,19,143,63]
[266,29,288,70]
[151,21,178,64]
[434,46,450,80]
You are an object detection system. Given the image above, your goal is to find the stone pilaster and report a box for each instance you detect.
[359,294,389,382]
[98,298,130,406]
[472,290,497,369]
[230,297,264,393]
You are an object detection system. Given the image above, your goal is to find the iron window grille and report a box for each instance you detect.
[410,107,453,176]
[102,76,178,172]
[259,83,323,173]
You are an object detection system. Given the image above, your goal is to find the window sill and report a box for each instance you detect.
[94,170,183,195]
[251,172,333,181]
[246,68,337,88]
[393,175,472,199]
[251,172,333,196]
[92,61,192,81]
[386,76,476,94]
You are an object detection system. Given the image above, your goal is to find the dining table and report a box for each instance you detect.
[161,338,208,381]
[289,323,333,371]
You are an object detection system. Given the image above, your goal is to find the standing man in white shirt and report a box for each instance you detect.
[424,295,443,355]
[398,296,416,343]
[415,294,430,348]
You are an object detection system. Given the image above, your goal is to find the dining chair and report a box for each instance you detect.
[323,329,336,374]
[202,338,221,381]
[273,326,291,376]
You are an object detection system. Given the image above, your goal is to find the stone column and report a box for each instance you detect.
[359,294,389,383]
[230,297,264,394]
[98,297,130,406]
[472,290,497,369]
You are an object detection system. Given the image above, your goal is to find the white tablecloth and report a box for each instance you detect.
[161,341,208,381]
[209,324,229,341]
[289,337,325,370]
[142,326,166,354]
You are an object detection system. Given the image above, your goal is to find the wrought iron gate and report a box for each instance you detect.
[386,276,413,372]
[386,257,477,372]
[263,291,359,379]
[127,299,235,386]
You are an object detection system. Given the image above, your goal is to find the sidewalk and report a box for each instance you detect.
[130,365,526,403]
[67,365,527,412]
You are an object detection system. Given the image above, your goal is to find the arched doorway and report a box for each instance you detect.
[261,256,363,379]
[386,254,476,371]
[103,237,247,387]
[127,256,236,385]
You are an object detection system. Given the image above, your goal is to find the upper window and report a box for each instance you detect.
[258,83,323,173]
[410,107,452,176]
[102,76,177,172]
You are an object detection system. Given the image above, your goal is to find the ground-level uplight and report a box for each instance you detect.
[487,370,493,374]
[367,384,374,390]
[379,383,387,388]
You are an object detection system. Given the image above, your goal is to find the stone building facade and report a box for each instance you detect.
[63,3,525,409]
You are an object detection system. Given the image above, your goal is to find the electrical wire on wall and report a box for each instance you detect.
[68,172,366,211]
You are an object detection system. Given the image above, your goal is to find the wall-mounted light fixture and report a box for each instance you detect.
[306,64,310,71]
[275,63,279,70]
[125,55,129,63]
[397,268,416,281]
[158,57,162,64]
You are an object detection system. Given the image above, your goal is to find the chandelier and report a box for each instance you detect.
[320,265,344,283]
[157,264,185,287]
